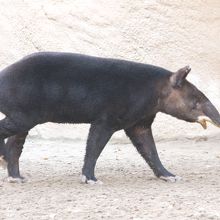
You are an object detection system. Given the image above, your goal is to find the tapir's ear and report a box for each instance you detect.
[170,65,191,88]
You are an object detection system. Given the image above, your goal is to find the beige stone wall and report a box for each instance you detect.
[0,0,219,141]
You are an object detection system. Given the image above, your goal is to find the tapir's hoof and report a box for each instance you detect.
[80,175,103,185]
[0,156,7,169]
[159,175,182,183]
[7,176,27,183]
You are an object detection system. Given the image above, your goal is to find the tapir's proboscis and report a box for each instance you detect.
[0,52,219,184]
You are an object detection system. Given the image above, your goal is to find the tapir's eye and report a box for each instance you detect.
[196,102,201,108]
[192,101,200,110]
[192,101,198,109]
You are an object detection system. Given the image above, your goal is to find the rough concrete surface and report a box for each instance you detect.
[0,0,220,219]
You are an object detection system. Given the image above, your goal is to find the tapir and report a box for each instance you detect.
[0,52,219,184]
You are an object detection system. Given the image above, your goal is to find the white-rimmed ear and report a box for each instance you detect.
[170,65,191,88]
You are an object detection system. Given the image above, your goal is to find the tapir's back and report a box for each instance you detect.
[2,52,169,80]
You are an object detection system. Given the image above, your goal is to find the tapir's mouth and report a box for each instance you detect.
[197,116,220,129]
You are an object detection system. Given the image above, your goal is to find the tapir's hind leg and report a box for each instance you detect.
[125,125,181,182]
[4,132,28,183]
[0,117,32,182]
[82,123,114,184]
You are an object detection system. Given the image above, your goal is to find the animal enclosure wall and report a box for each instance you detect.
[0,0,219,141]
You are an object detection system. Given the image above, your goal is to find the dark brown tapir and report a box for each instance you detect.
[0,52,219,184]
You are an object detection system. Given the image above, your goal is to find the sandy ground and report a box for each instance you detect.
[0,136,220,220]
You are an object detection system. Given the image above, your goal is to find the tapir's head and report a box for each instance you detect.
[159,66,220,129]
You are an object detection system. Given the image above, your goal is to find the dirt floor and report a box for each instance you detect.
[0,136,220,220]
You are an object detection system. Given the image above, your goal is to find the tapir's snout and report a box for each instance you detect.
[197,101,220,129]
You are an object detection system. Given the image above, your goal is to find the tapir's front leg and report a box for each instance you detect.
[81,123,114,184]
[125,124,181,182]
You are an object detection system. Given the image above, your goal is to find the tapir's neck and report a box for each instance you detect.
[153,74,172,114]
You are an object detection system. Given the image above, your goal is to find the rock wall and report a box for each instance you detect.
[0,0,219,142]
